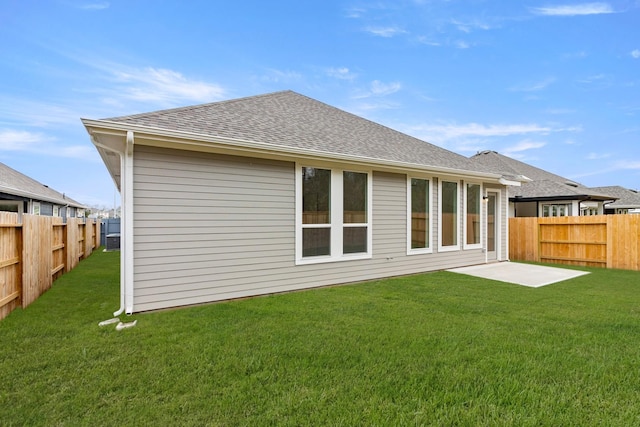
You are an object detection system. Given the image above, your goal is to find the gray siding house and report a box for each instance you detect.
[0,161,86,220]
[470,151,616,217]
[590,186,640,214]
[83,91,520,314]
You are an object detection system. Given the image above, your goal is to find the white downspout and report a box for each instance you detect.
[122,131,135,315]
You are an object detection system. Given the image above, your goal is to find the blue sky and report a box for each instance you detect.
[1,1,639,208]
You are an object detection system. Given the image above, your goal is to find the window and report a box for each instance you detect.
[32,202,41,216]
[542,203,570,217]
[407,177,431,253]
[439,180,459,250]
[53,206,60,217]
[465,183,482,248]
[301,167,331,257]
[297,165,371,263]
[343,171,368,254]
[0,201,20,213]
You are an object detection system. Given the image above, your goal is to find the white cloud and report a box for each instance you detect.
[345,7,366,18]
[259,68,302,84]
[631,49,640,59]
[364,26,406,37]
[415,36,441,47]
[412,122,575,140]
[113,67,226,104]
[564,50,589,59]
[350,100,401,113]
[0,129,51,151]
[327,67,357,81]
[451,19,494,33]
[532,3,614,16]
[455,40,470,49]
[511,77,556,92]
[545,108,576,115]
[79,2,110,10]
[0,129,97,160]
[0,98,83,127]
[614,160,640,170]
[575,73,612,89]
[586,152,612,160]
[503,140,547,155]
[406,122,581,153]
[370,80,401,96]
[352,80,402,99]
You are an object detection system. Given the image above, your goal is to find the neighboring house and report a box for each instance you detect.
[0,161,86,220]
[590,186,640,214]
[469,151,617,217]
[83,90,521,314]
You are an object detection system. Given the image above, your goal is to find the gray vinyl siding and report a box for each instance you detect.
[132,146,498,312]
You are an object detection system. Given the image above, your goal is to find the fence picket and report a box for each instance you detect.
[510,215,640,271]
[0,214,101,320]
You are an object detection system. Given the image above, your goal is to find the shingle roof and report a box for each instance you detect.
[469,150,616,200]
[0,162,85,207]
[102,90,492,175]
[590,186,640,209]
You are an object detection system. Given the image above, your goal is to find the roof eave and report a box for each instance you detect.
[83,119,506,183]
[511,195,618,203]
[0,184,85,208]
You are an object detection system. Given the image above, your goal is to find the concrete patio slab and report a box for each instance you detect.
[447,262,590,288]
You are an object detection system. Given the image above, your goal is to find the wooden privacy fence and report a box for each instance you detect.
[509,215,640,271]
[0,212,101,321]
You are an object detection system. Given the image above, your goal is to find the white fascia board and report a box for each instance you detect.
[82,119,505,183]
[499,177,523,187]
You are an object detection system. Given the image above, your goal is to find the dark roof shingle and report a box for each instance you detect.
[469,150,616,200]
[104,90,491,174]
[0,162,85,207]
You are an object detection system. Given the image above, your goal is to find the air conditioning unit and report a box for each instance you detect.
[106,233,121,251]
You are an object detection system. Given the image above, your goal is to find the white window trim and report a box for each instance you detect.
[485,189,502,261]
[540,203,571,217]
[32,201,41,215]
[407,176,433,255]
[438,179,461,252]
[463,181,483,250]
[295,164,372,265]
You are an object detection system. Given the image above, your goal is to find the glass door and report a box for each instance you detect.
[486,192,498,261]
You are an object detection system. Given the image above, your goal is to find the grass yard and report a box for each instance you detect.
[1,250,640,426]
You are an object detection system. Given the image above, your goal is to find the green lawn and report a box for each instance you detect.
[1,250,640,426]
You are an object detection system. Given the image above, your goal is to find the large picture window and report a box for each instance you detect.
[297,165,371,264]
[465,183,481,248]
[407,177,431,253]
[439,180,459,250]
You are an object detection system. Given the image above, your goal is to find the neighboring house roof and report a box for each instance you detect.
[590,186,640,209]
[469,150,616,201]
[85,91,512,188]
[0,161,85,208]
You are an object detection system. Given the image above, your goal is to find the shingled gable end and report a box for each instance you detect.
[83,91,518,314]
